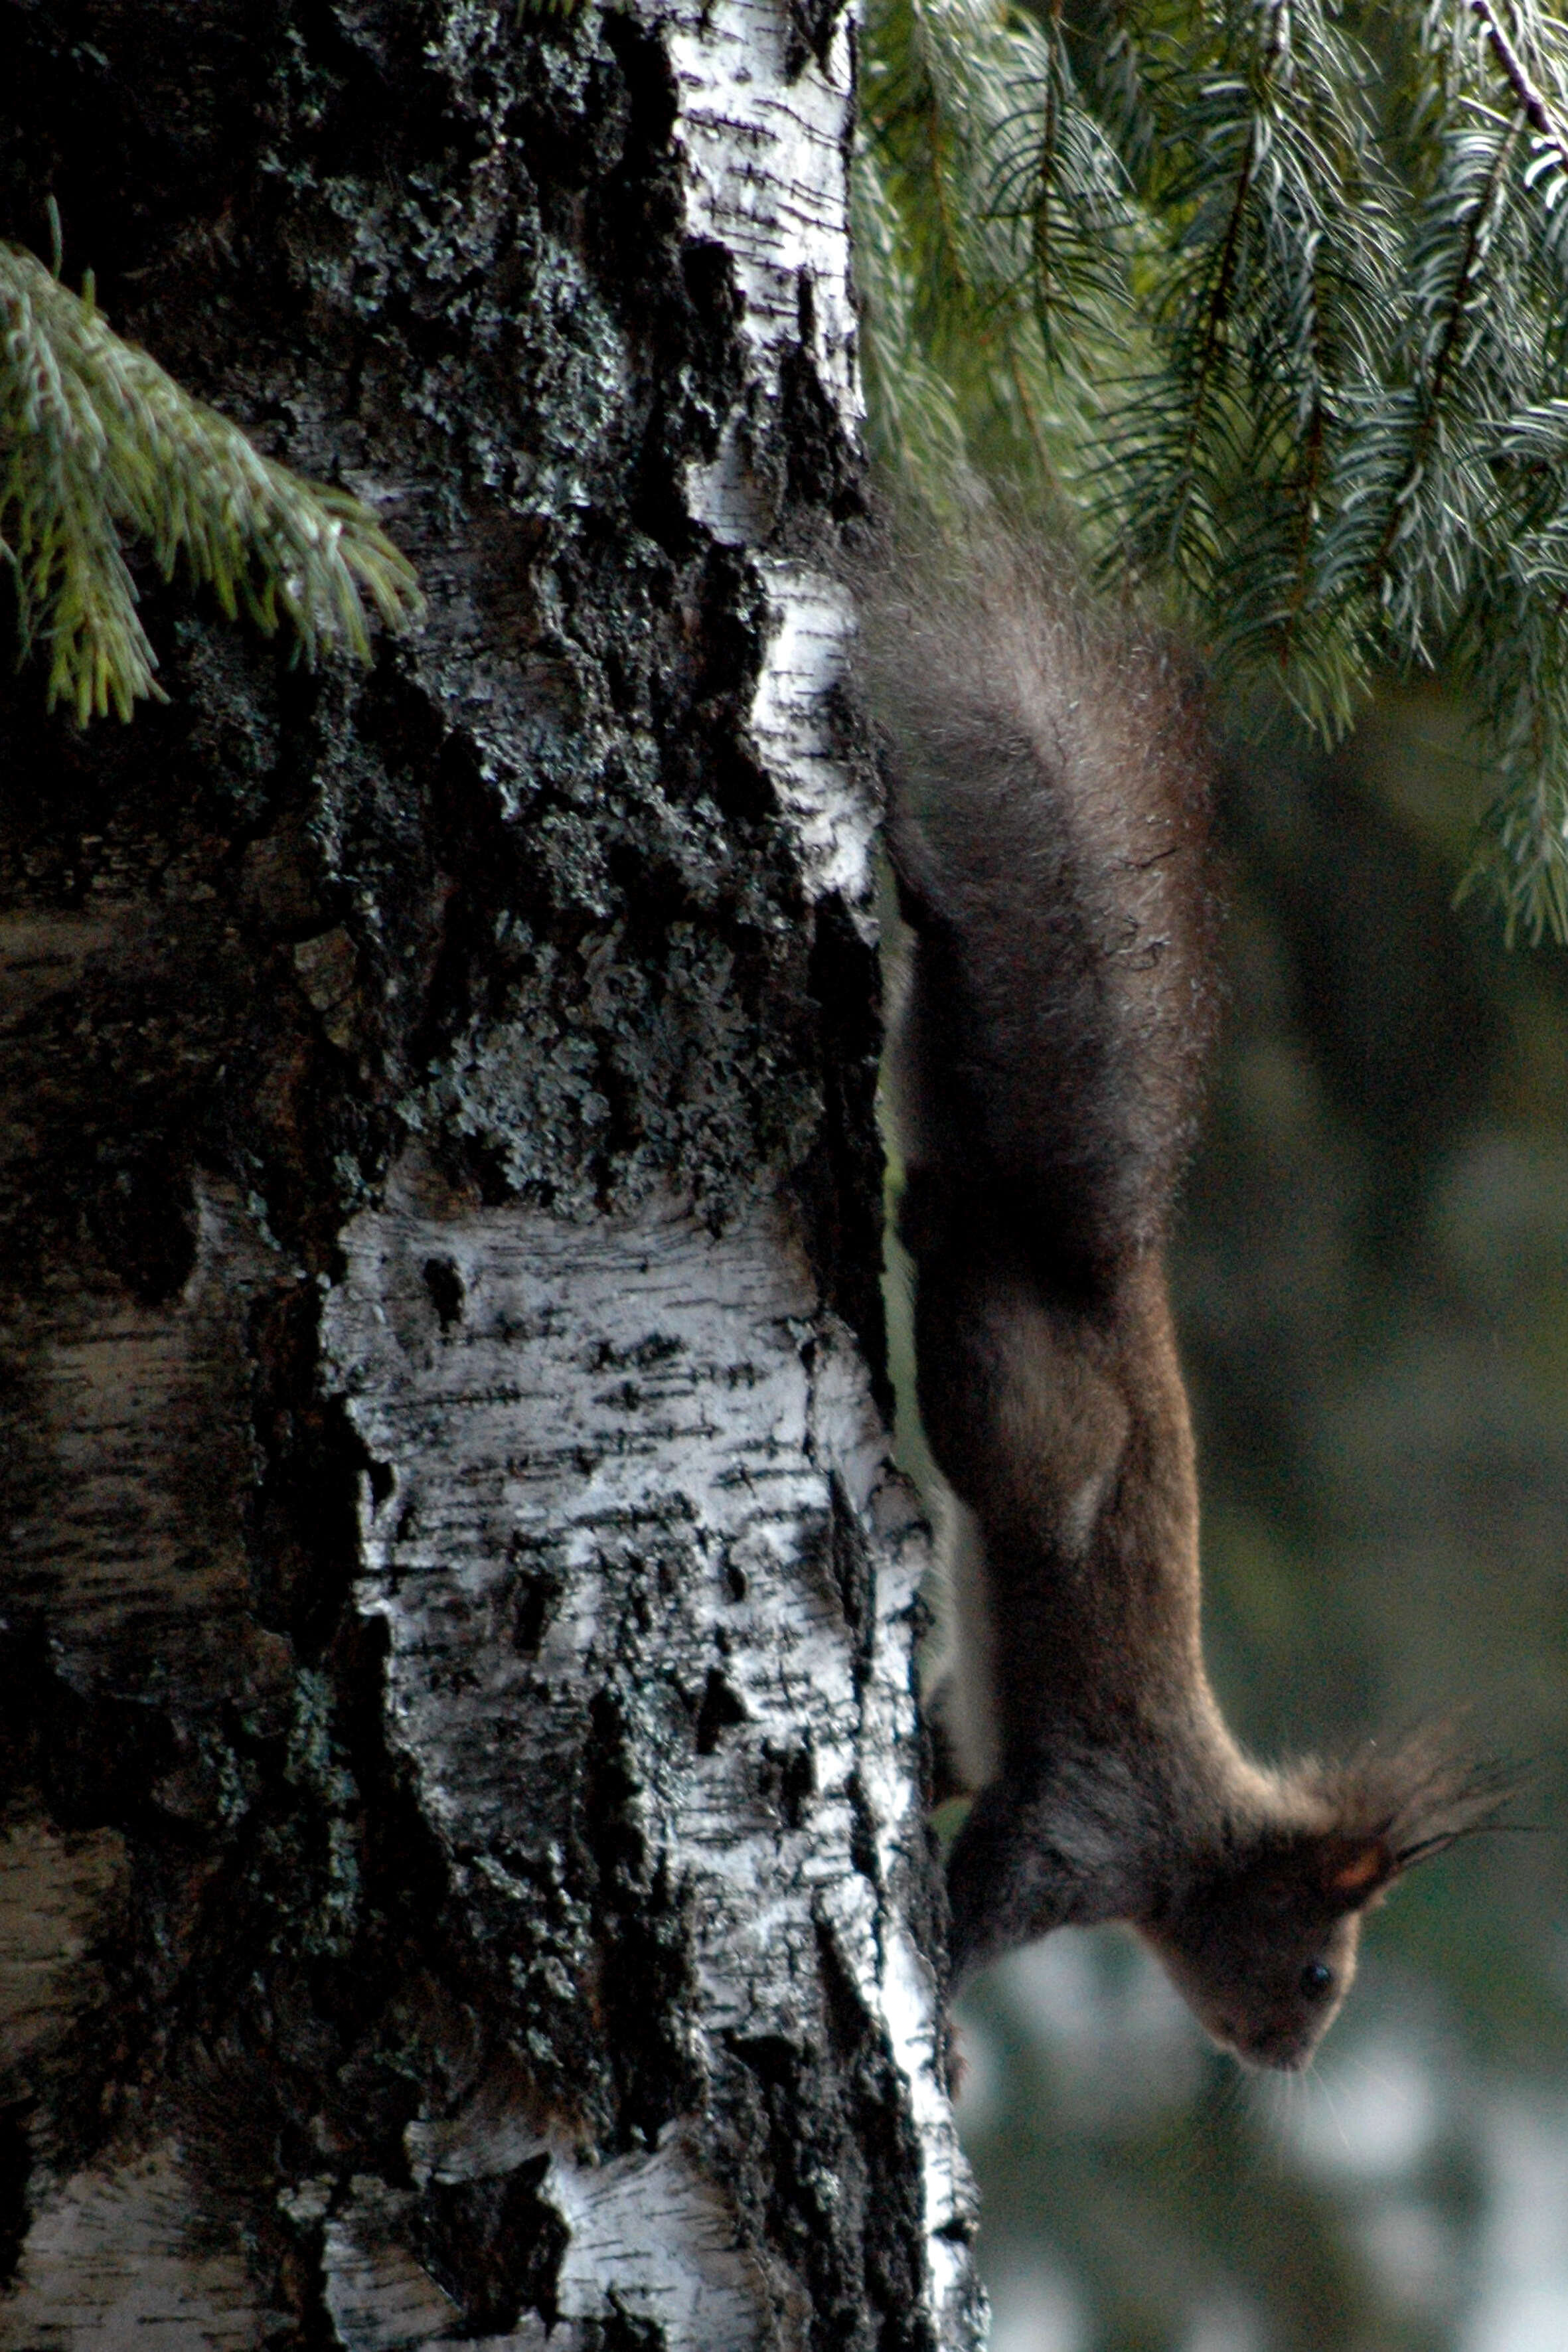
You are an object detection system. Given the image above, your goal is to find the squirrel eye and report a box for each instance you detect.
[1299,1960,1334,2000]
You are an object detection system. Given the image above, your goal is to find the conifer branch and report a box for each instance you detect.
[1468,0,1568,171]
[856,0,1568,939]
[1372,119,1518,595]
[0,242,422,724]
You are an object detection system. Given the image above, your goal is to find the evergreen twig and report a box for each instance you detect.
[856,0,1568,941]
[0,242,422,724]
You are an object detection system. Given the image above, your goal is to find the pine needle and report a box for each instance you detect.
[856,0,1568,941]
[0,241,422,724]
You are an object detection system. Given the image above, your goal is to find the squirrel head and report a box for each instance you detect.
[1137,1835,1377,2069]
[1137,1729,1514,2071]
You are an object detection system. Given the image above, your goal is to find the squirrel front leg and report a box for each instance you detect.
[944,1750,1154,1976]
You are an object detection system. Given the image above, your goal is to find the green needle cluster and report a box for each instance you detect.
[0,240,421,727]
[859,0,1568,941]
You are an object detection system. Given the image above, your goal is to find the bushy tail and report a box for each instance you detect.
[860,518,1222,1275]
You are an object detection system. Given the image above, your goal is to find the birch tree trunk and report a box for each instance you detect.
[0,3,982,2345]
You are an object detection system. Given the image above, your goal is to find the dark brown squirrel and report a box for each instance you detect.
[861,518,1507,2071]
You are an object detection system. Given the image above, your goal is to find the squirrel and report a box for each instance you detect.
[860,516,1508,2072]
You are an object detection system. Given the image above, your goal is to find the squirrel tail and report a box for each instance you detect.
[860,518,1223,1279]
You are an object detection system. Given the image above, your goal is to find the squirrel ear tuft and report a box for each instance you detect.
[1319,1836,1393,1908]
[1312,1721,1519,1902]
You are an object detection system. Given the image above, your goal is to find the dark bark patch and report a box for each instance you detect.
[244,1282,369,1657]
[785,0,847,80]
[420,1253,465,1333]
[412,2156,569,2335]
[508,1547,566,1658]
[0,2100,31,2286]
[779,321,865,540]
[794,894,890,1409]
[0,1636,177,1838]
[816,1923,939,2352]
[596,2298,670,2351]
[82,1144,200,1307]
[581,1689,704,2144]
[694,1666,749,1757]
[759,1736,817,1832]
[828,1471,874,1643]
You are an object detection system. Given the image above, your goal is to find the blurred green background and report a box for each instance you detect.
[884,691,1568,2352]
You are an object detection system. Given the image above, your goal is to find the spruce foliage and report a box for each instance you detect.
[858,0,1568,940]
[0,239,420,726]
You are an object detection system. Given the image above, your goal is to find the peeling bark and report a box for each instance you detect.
[0,2,982,2345]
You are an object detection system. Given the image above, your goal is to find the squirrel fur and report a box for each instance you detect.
[862,518,1505,2071]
